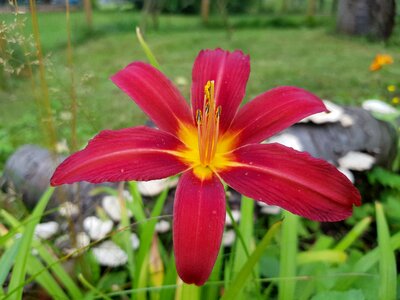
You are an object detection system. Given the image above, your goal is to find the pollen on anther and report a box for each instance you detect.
[196,109,202,125]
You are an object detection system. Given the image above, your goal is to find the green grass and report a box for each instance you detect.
[0,11,399,159]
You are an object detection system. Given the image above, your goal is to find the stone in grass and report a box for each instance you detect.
[83,216,113,241]
[55,232,90,257]
[59,202,80,218]
[101,190,132,222]
[257,202,281,215]
[131,233,140,250]
[222,230,236,247]
[92,240,128,267]
[137,178,179,197]
[300,100,344,124]
[267,132,304,151]
[34,221,59,240]
[225,210,241,226]
[155,220,171,233]
[337,167,355,183]
[338,151,376,171]
[362,99,397,115]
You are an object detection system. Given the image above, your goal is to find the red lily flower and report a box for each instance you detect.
[51,49,361,286]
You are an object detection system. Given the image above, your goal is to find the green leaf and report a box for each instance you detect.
[297,250,347,265]
[368,167,400,189]
[221,221,282,300]
[0,238,22,287]
[375,202,397,300]
[311,289,365,300]
[7,187,54,300]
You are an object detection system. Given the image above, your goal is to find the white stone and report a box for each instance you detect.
[137,178,178,197]
[102,194,132,222]
[362,99,397,115]
[92,241,128,267]
[222,230,236,247]
[130,233,140,250]
[34,221,59,240]
[337,167,355,183]
[59,202,79,218]
[83,216,113,241]
[338,151,376,171]
[155,220,171,233]
[340,114,354,127]
[258,202,281,215]
[267,133,304,151]
[225,210,241,226]
[76,232,90,249]
[65,232,90,257]
[300,100,343,124]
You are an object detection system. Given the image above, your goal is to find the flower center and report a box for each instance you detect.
[196,80,222,167]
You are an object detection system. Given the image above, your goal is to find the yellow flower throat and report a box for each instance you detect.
[176,80,237,180]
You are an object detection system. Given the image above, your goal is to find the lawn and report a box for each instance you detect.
[1,10,400,300]
[0,11,399,157]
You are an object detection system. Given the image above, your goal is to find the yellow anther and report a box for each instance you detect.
[205,103,210,115]
[196,109,202,125]
[216,106,221,118]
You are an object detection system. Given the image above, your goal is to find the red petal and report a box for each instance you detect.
[173,170,225,285]
[111,62,193,136]
[191,49,250,133]
[227,86,327,145]
[219,144,361,222]
[51,126,188,185]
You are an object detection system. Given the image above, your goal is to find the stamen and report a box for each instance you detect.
[196,109,202,125]
[197,80,221,166]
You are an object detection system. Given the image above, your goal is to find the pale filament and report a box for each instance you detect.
[196,80,221,166]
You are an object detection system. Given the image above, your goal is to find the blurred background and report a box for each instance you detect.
[0,0,399,165]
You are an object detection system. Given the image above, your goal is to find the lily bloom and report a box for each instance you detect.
[51,49,361,286]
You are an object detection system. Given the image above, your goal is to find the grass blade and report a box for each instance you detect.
[26,254,69,300]
[136,27,160,69]
[1,202,82,299]
[334,217,372,251]
[334,231,400,290]
[297,250,347,265]
[79,274,113,300]
[221,221,282,300]
[135,188,169,297]
[375,202,396,300]
[7,187,54,300]
[278,211,299,300]
[0,238,22,287]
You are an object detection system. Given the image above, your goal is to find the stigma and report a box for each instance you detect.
[196,80,222,166]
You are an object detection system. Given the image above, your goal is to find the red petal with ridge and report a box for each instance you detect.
[219,144,361,222]
[51,126,188,185]
[227,86,327,145]
[173,170,225,285]
[191,49,250,133]
[111,62,193,136]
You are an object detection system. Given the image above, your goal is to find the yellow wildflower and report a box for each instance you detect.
[369,54,394,71]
